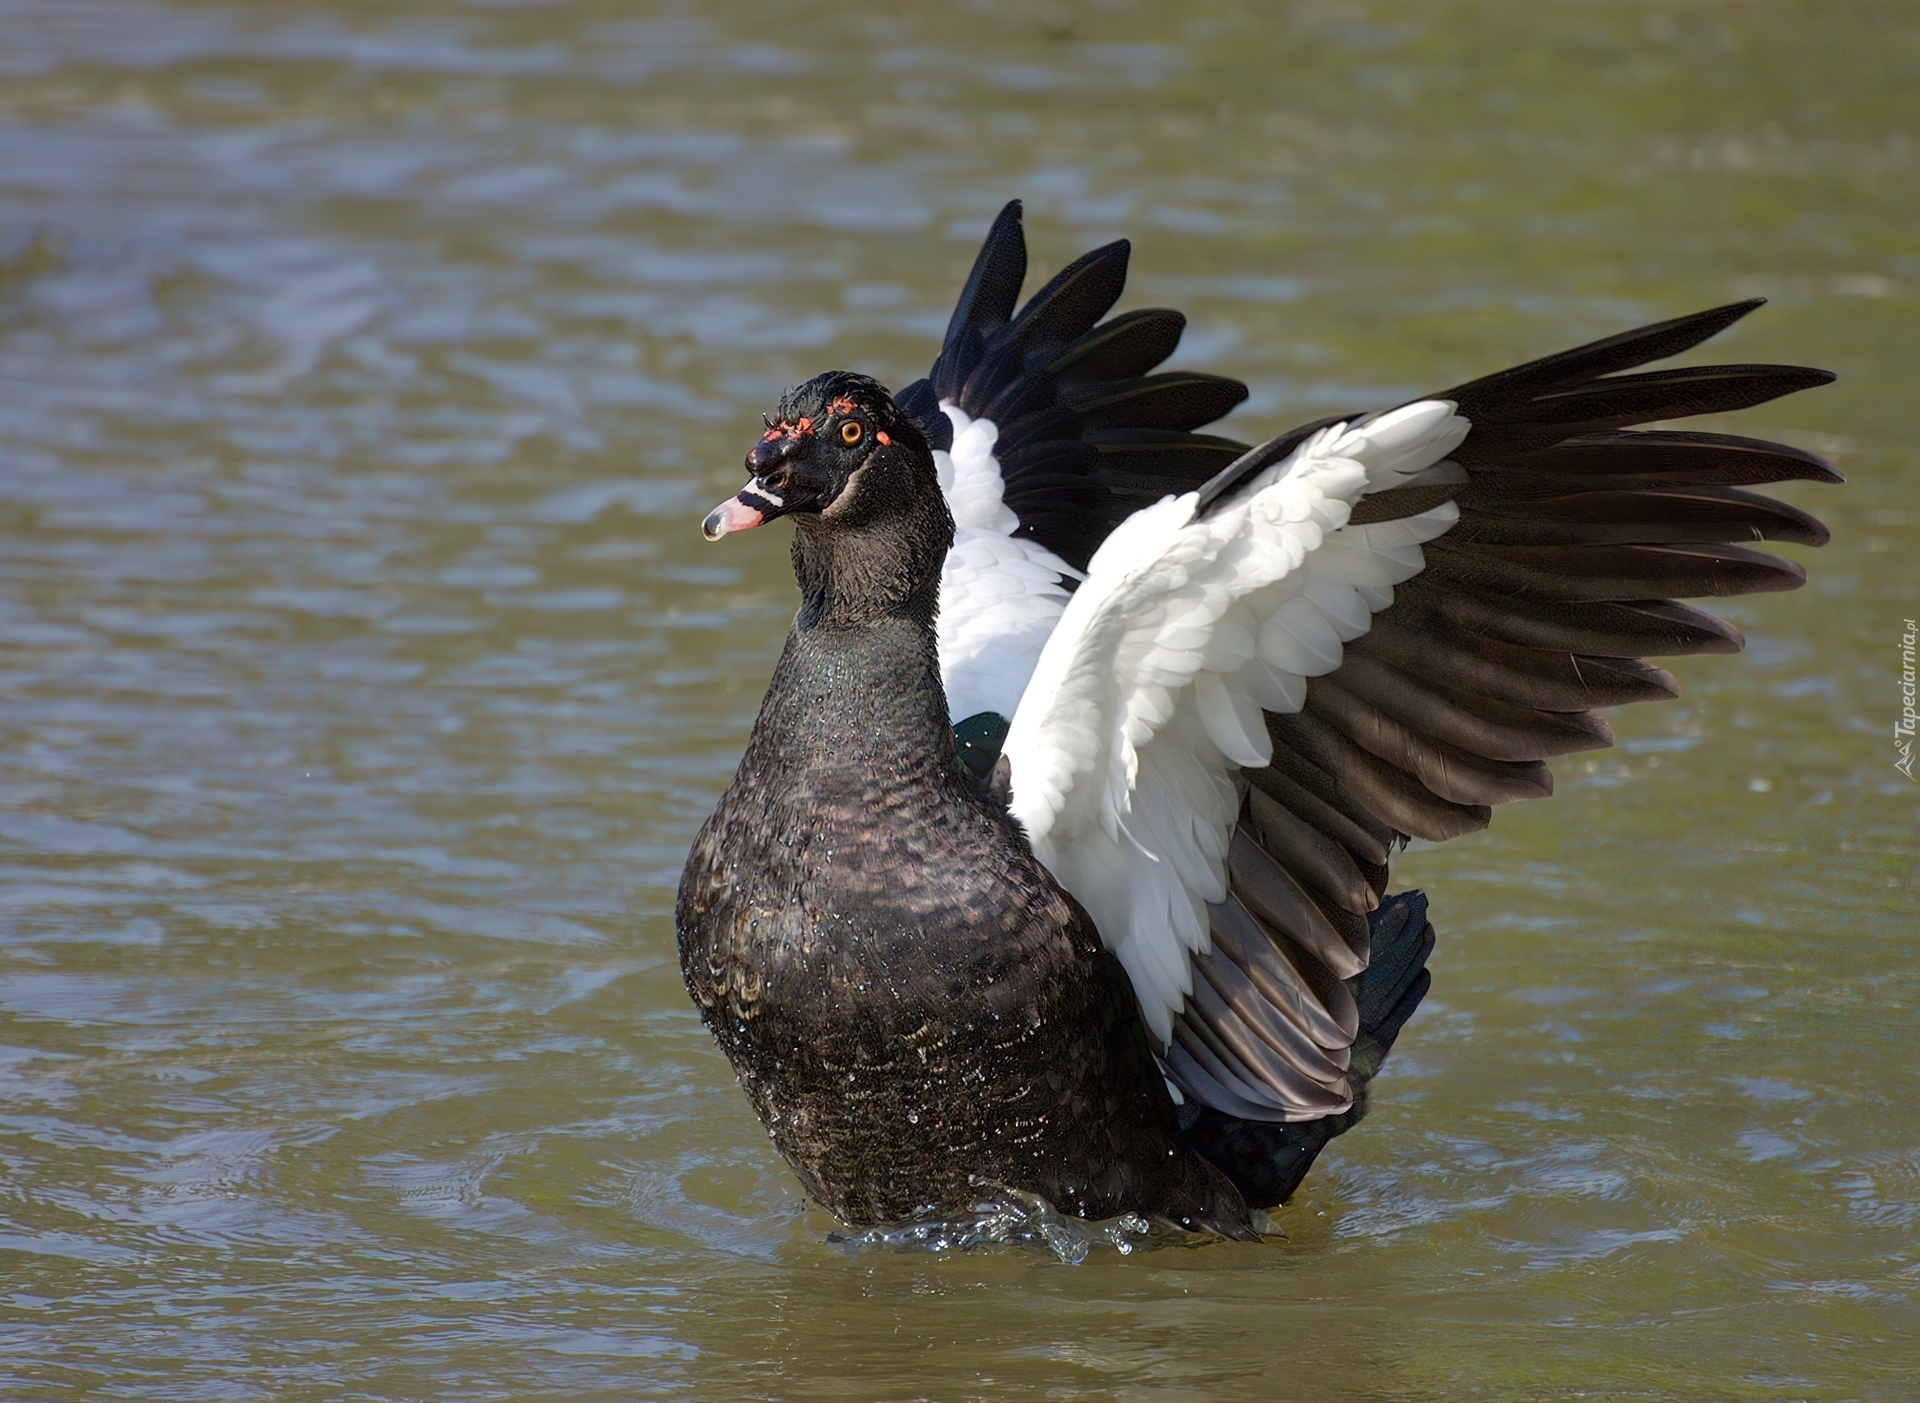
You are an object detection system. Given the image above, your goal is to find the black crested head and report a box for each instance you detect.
[702,371,932,540]
[703,370,953,629]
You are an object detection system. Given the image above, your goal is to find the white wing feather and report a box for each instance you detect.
[934,404,1081,722]
[1002,401,1471,1055]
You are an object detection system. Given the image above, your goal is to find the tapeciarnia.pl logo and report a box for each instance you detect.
[1898,618,1918,782]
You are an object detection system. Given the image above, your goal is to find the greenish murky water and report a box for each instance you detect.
[2,2,1915,1397]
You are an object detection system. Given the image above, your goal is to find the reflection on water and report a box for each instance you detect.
[1,1,1915,1397]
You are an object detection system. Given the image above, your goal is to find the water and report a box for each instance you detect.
[1,1,1914,1396]
[826,1188,1162,1265]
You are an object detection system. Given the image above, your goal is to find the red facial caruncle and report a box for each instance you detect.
[760,415,815,443]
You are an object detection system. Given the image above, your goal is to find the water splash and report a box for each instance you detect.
[824,1183,1185,1263]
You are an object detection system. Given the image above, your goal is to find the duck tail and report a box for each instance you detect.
[1180,891,1435,1212]
[1347,889,1436,1084]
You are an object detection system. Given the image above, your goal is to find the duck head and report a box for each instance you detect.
[705,372,934,539]
[704,371,954,626]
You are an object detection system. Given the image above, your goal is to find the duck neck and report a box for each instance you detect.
[790,486,951,632]
[754,496,961,795]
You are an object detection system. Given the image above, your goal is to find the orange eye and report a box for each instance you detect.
[840,420,864,446]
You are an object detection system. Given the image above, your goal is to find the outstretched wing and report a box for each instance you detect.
[899,201,1254,726]
[1002,403,1469,1114]
[1001,300,1836,1122]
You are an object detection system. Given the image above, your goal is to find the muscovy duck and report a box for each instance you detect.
[676,200,1837,1238]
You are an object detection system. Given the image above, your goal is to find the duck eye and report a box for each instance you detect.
[839,420,864,446]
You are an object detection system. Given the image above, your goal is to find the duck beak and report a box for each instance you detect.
[702,493,765,541]
[703,475,792,541]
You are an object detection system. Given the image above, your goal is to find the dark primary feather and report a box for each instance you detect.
[1488,364,1836,431]
[932,201,1028,401]
[1458,429,1840,487]
[1322,652,1616,761]
[1379,581,1747,659]
[1244,784,1376,915]
[1249,763,1393,868]
[1049,308,1189,384]
[923,200,1255,570]
[1063,372,1250,434]
[976,369,1061,430]
[1440,298,1764,414]
[1089,429,1252,493]
[1227,830,1367,979]
[1419,538,1807,601]
[964,237,1133,395]
[1448,488,1830,547]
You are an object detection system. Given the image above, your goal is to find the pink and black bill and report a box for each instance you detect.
[701,483,780,540]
